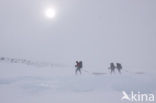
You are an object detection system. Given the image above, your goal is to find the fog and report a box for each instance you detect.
[0,0,156,72]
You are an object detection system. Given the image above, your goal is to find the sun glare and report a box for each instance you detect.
[45,8,56,18]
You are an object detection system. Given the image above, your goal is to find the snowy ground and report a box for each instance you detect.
[0,63,156,103]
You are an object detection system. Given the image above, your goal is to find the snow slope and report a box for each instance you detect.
[0,63,156,103]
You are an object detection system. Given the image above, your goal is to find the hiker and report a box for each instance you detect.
[75,61,83,75]
[108,62,115,74]
[116,63,122,73]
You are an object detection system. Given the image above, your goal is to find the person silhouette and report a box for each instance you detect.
[116,63,122,74]
[108,62,115,74]
[75,61,83,75]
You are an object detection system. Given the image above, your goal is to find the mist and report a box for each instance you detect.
[0,0,156,72]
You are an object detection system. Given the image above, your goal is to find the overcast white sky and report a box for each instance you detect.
[0,0,156,72]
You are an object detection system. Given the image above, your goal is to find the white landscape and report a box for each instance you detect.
[0,0,156,103]
[0,60,156,103]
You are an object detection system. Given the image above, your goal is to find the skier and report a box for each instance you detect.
[75,61,83,75]
[116,63,122,74]
[108,62,115,74]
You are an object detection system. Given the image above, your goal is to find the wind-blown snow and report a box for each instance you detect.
[0,63,155,103]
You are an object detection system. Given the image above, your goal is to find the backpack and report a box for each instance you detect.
[116,63,122,69]
[79,61,83,68]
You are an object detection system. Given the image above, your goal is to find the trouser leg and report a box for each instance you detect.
[75,69,78,74]
[75,68,81,75]
[79,69,81,74]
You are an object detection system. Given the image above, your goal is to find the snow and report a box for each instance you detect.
[0,0,156,102]
[0,63,156,103]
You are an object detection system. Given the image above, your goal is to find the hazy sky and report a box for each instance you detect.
[0,0,156,71]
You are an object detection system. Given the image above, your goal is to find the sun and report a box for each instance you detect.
[45,8,56,18]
